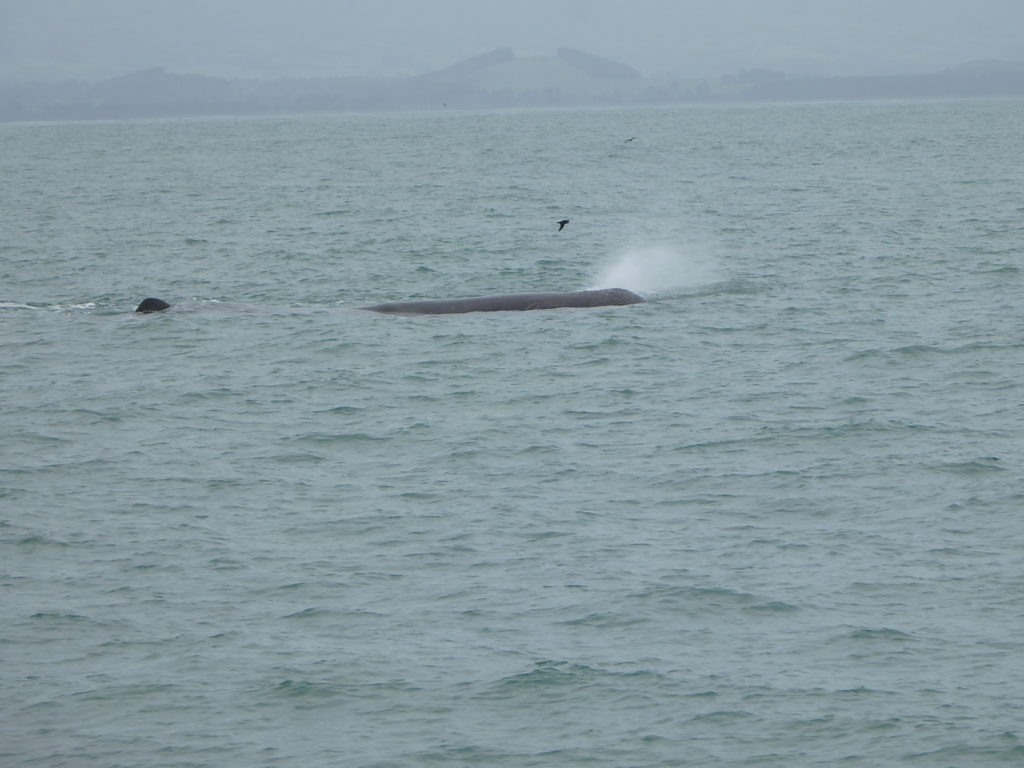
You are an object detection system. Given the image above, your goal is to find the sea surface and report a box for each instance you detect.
[3,99,1024,767]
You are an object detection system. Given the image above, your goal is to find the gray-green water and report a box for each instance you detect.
[3,100,1024,767]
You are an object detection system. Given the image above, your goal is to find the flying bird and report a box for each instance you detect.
[624,137,636,143]
[557,219,570,231]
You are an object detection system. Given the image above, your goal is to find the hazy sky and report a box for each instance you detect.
[3,0,1024,82]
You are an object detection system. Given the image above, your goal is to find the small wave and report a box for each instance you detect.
[744,600,801,613]
[266,679,344,699]
[31,611,95,623]
[557,612,648,628]
[686,710,755,723]
[628,584,763,610]
[289,431,387,443]
[0,301,95,312]
[258,451,326,464]
[282,607,332,619]
[931,457,1004,475]
[12,534,72,549]
[847,342,1024,362]
[495,660,648,689]
[318,405,362,415]
[846,628,915,641]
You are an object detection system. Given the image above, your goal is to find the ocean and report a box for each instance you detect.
[2,99,1023,767]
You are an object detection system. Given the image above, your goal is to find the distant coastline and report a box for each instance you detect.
[3,47,1023,122]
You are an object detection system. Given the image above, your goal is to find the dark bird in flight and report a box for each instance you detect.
[557,219,570,231]
[624,137,636,143]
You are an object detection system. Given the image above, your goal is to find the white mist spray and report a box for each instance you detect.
[589,245,721,296]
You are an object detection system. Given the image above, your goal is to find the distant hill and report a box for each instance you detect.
[556,48,642,80]
[422,47,641,84]
[418,47,645,104]
[2,51,1024,122]
[419,47,517,81]
[91,67,232,109]
[730,59,1024,101]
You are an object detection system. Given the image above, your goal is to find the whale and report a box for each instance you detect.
[359,288,644,315]
[135,298,171,313]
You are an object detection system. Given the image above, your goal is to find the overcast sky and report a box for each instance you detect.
[3,0,1024,82]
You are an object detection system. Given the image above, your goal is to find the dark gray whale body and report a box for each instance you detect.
[135,298,171,313]
[360,288,644,315]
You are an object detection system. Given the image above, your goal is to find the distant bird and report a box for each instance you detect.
[624,137,636,143]
[557,219,570,231]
